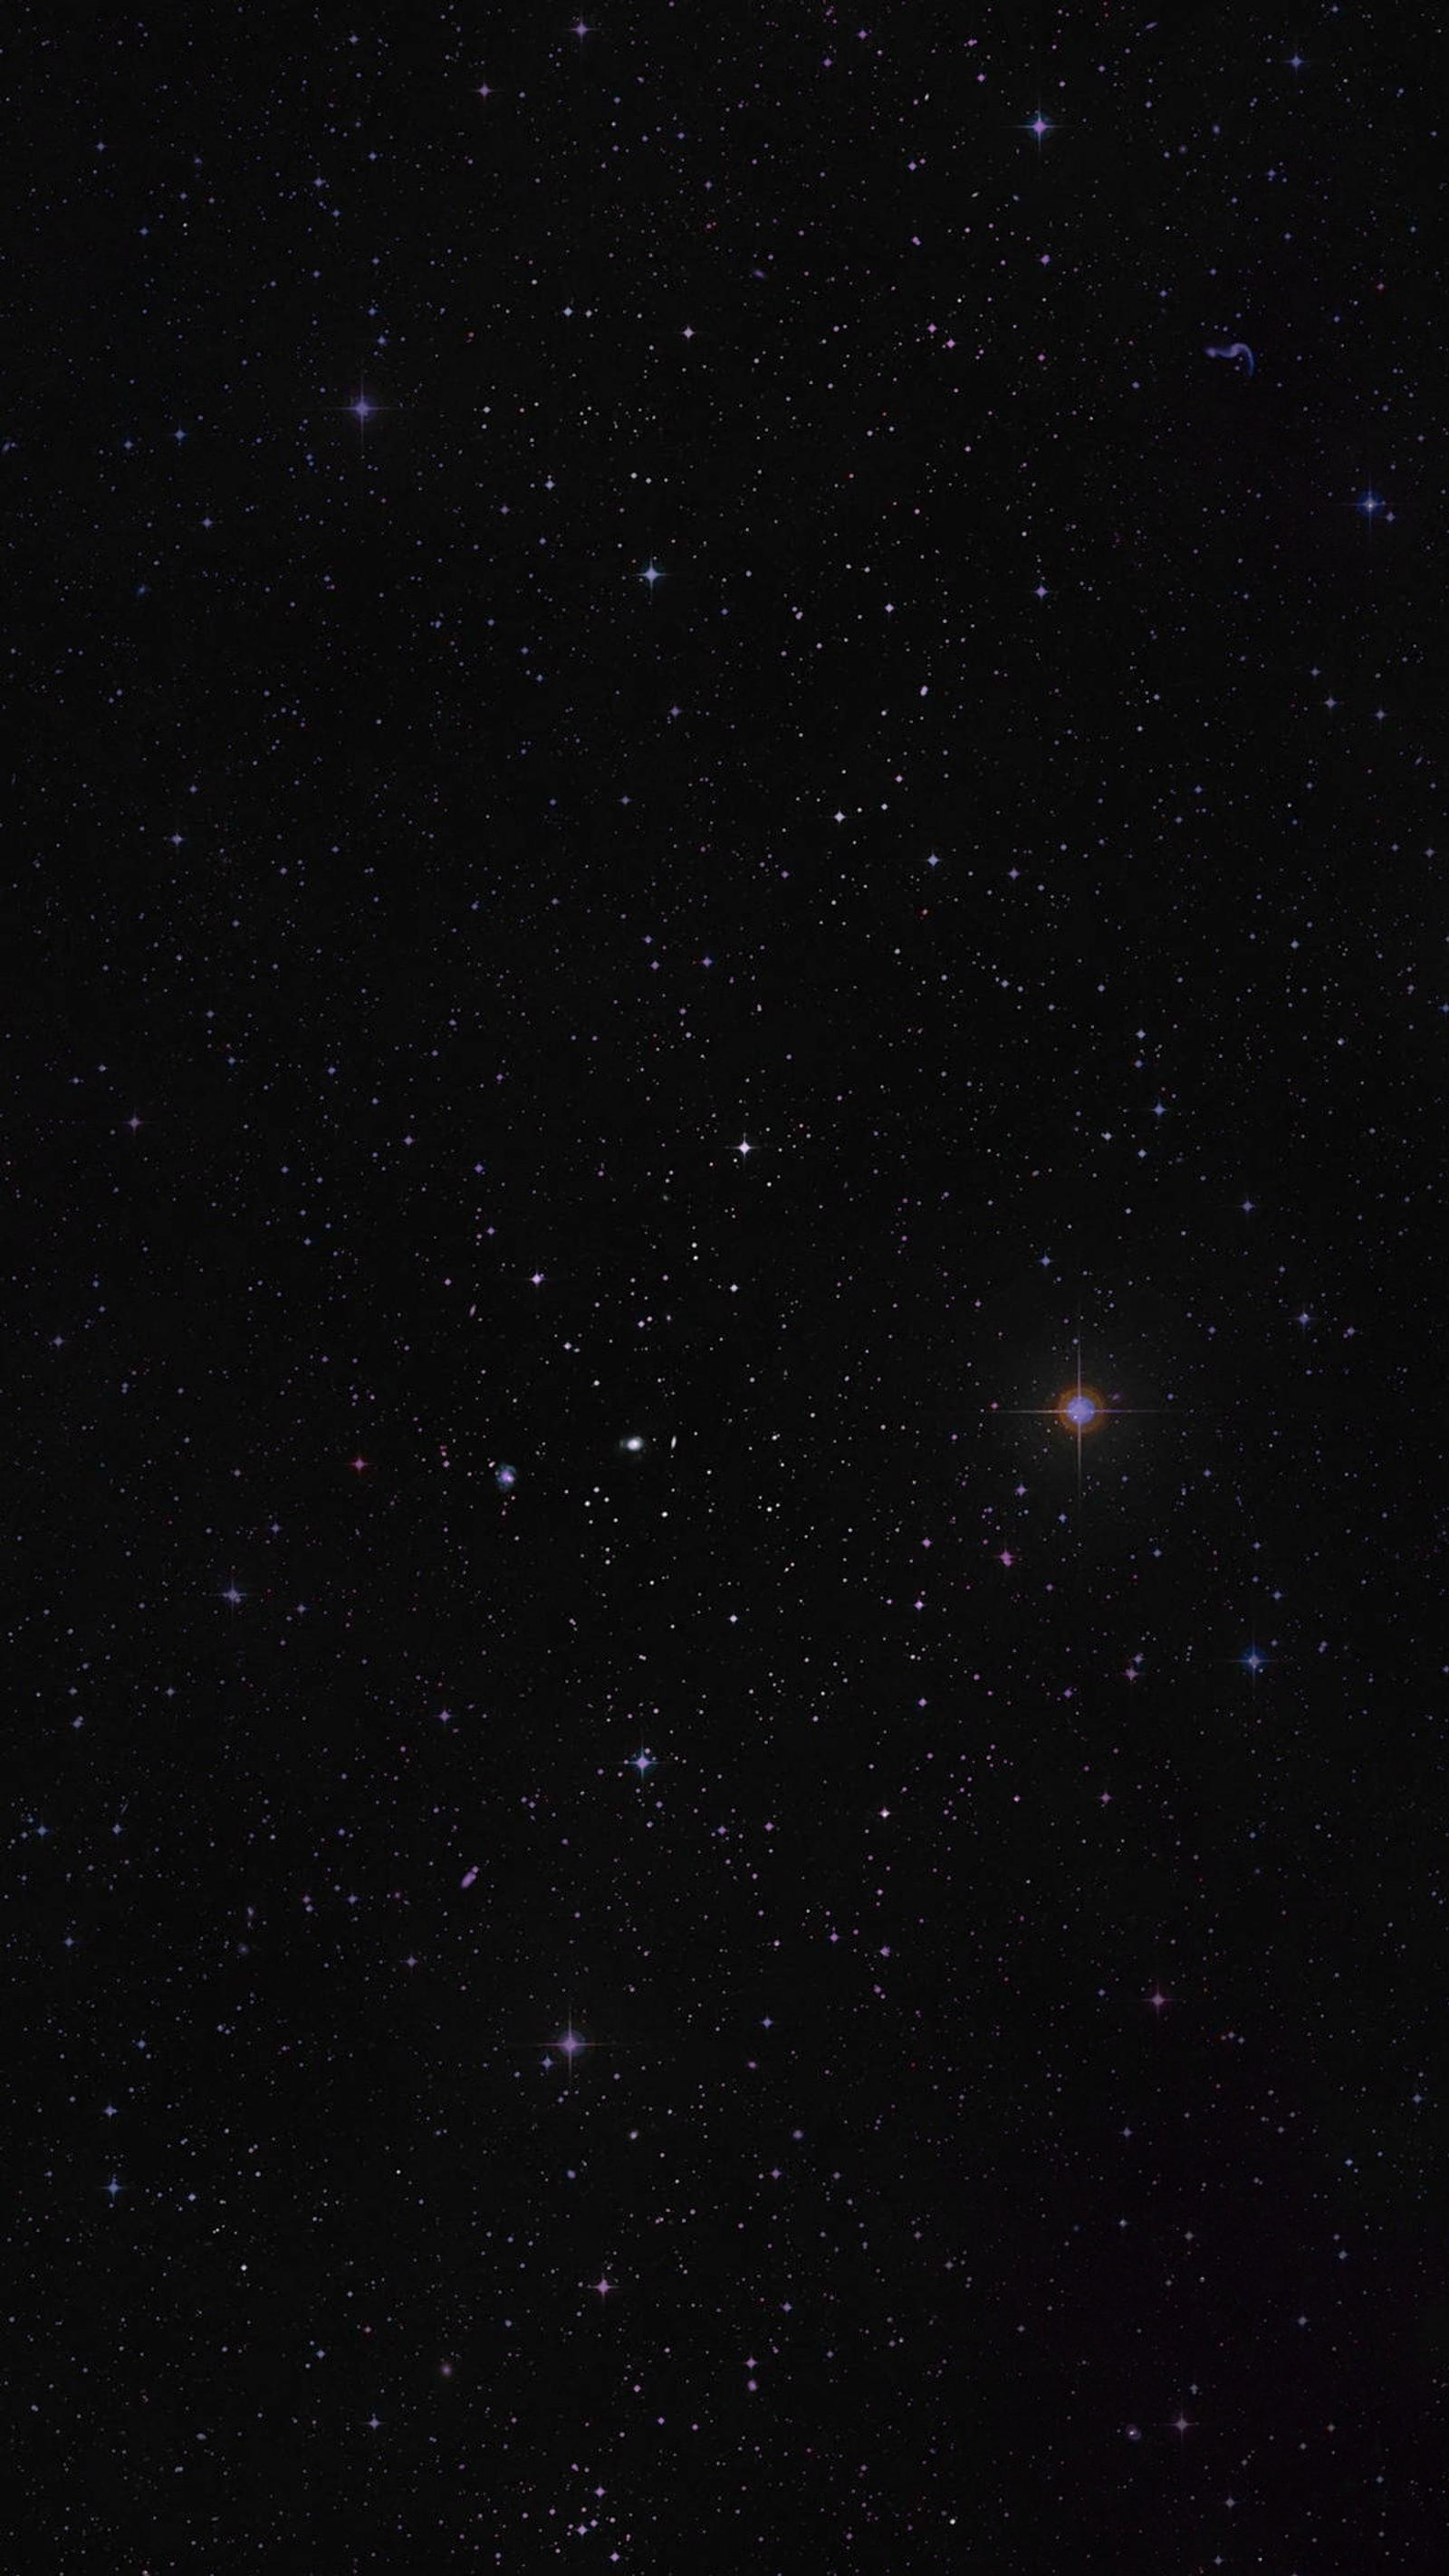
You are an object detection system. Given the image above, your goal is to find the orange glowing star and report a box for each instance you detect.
[1053,1382,1108,1435]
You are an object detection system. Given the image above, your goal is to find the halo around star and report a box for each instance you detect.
[1053,1383,1107,1435]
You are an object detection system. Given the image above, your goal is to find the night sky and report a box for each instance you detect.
[11,9,1447,2569]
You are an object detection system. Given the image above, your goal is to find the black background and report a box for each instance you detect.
[8,6,1447,2568]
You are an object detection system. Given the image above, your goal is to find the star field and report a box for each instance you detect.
[7,9,1446,2570]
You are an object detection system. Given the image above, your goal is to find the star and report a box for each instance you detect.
[1025,111,1053,142]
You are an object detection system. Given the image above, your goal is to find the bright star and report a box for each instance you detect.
[1054,1383,1107,1435]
